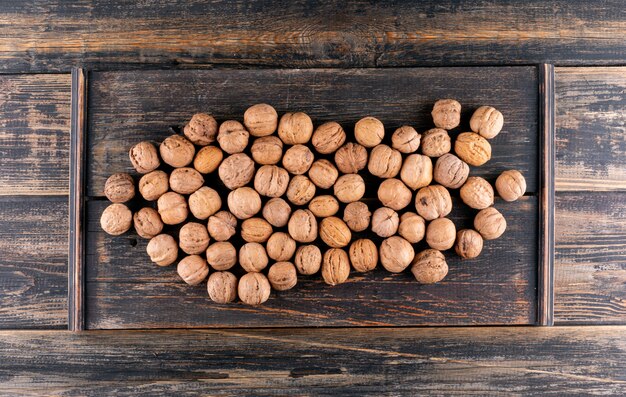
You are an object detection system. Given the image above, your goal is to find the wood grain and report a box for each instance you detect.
[0,326,624,395]
[0,74,70,195]
[0,1,624,72]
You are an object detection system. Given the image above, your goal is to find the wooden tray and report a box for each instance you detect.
[69,66,554,331]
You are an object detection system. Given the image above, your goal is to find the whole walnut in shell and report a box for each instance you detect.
[266,232,297,261]
[286,175,316,206]
[287,209,318,243]
[421,128,451,158]
[496,170,526,202]
[104,173,135,203]
[268,262,298,291]
[239,242,269,272]
[160,135,195,168]
[254,165,290,197]
[371,207,399,237]
[278,112,313,144]
[177,255,209,286]
[355,116,384,147]
[349,239,378,272]
[474,207,507,240]
[322,248,350,286]
[129,141,160,174]
[217,120,249,154]
[312,122,346,154]
[455,132,492,166]
[206,241,237,271]
[133,207,163,239]
[434,153,469,189]
[194,145,223,174]
[188,186,222,220]
[207,210,237,241]
[227,187,261,220]
[377,178,412,211]
[218,153,255,190]
[184,113,218,145]
[282,144,314,175]
[240,217,273,243]
[308,195,340,218]
[244,103,278,137]
[100,203,132,236]
[139,170,169,201]
[401,154,433,190]
[333,173,365,203]
[308,159,339,189]
[380,236,415,273]
[179,222,210,255]
[157,192,188,225]
[398,212,426,244]
[335,142,368,174]
[320,217,352,248]
[262,198,291,227]
[207,271,238,304]
[391,126,421,153]
[426,218,456,250]
[470,106,504,139]
[294,245,322,275]
[146,234,178,266]
[414,185,452,220]
[455,229,484,259]
[368,144,402,178]
[343,201,371,232]
[251,136,283,165]
[431,99,461,130]
[411,249,448,284]
[460,177,494,210]
[169,167,204,194]
[238,272,271,305]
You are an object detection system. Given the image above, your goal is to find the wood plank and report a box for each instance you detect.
[555,67,626,191]
[555,192,626,324]
[0,196,67,329]
[0,74,70,195]
[0,1,624,72]
[0,327,624,395]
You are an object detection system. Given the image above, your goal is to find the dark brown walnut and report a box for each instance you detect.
[278,112,313,144]
[254,165,290,197]
[322,248,350,286]
[294,245,322,275]
[333,173,365,203]
[244,103,278,137]
[129,141,160,174]
[178,222,210,255]
[240,217,273,243]
[160,134,195,168]
[411,249,448,284]
[431,99,461,130]
[184,113,218,146]
[343,201,371,232]
[470,106,504,139]
[421,128,451,158]
[368,144,402,178]
[133,207,163,239]
[425,218,456,251]
[157,192,188,225]
[169,167,204,195]
[218,153,255,190]
[146,234,178,267]
[188,186,222,220]
[262,198,291,228]
[227,187,261,220]
[335,142,368,174]
[380,236,415,273]
[349,239,378,273]
[355,116,384,148]
[371,207,399,238]
[414,185,452,221]
[217,120,250,154]
[455,132,492,166]
[496,170,526,202]
[377,178,412,211]
[193,145,223,174]
[401,154,433,190]
[177,255,209,286]
[287,209,318,243]
[320,217,352,248]
[268,261,298,291]
[308,195,340,218]
[207,271,238,304]
[455,229,484,259]
[312,122,346,154]
[100,203,132,236]
[206,241,237,271]
[266,232,297,262]
[207,210,237,241]
[460,177,494,210]
[239,242,269,272]
[238,272,271,305]
[282,144,314,175]
[104,173,135,203]
[474,207,507,240]
[308,159,339,189]
[286,175,316,206]
[139,170,169,201]
[398,212,426,244]
[391,125,421,153]
[250,136,283,165]
[433,153,469,189]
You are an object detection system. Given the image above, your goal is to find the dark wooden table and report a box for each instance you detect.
[0,1,624,395]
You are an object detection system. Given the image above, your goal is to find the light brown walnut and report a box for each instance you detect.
[282,144,314,175]
[320,216,352,248]
[308,159,339,189]
[322,248,350,286]
[254,165,290,197]
[377,178,412,211]
[368,145,402,178]
[218,153,255,190]
[133,207,163,239]
[455,132,492,166]
[177,255,209,286]
[100,203,132,236]
[431,99,461,130]
[178,222,210,255]
[244,103,278,137]
[434,153,469,189]
[278,112,313,144]
[308,195,340,218]
[160,135,195,168]
[294,245,322,275]
[251,136,283,165]
[414,185,452,221]
[207,271,238,304]
[139,170,169,201]
[371,207,399,237]
[398,212,426,244]
[146,234,178,266]
[268,261,298,291]
[411,249,448,284]
[262,198,291,227]
[193,145,223,174]
[266,232,297,262]
[104,173,135,203]
[333,173,365,203]
[455,229,484,259]
[470,106,504,139]
[184,113,218,145]
[217,120,249,154]
[240,217,273,243]
[157,192,188,225]
[380,236,415,273]
[286,175,316,206]
[355,116,384,147]
[349,239,378,272]
[425,218,456,250]
[207,210,237,241]
[188,187,222,220]
[129,141,160,174]
[474,207,507,240]
[227,187,261,220]
[460,177,494,209]
[239,242,269,272]
[287,209,318,243]
[206,241,237,271]
[496,170,526,202]
[421,128,451,158]
[343,201,371,232]
[334,142,368,174]
[238,272,271,305]
[169,167,204,194]
[312,122,346,154]
[391,126,421,153]
[401,154,433,190]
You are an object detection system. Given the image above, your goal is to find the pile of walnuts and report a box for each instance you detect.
[100,100,526,305]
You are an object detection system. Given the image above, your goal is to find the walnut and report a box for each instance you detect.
[254,165,290,197]
[160,135,195,168]
[287,209,318,243]
[104,173,135,203]
[218,153,255,190]
[322,248,350,286]
[377,178,412,211]
[250,136,283,165]
[266,232,296,261]
[333,173,365,203]
[312,122,346,154]
[470,106,504,139]
[426,218,456,250]
[133,207,163,239]
[455,229,484,259]
[239,242,269,272]
[240,217,273,243]
[157,192,188,225]
[455,132,492,166]
[496,170,526,202]
[184,113,218,145]
[431,99,461,130]
[227,187,261,220]
[474,207,507,240]
[335,142,368,174]
[100,203,132,236]
[421,128,451,157]
[139,170,169,201]
[177,255,209,286]
[244,103,278,137]
[262,198,291,227]
[169,167,204,194]
[217,120,249,154]
[460,177,494,209]
[178,222,210,255]
[146,234,178,266]
[343,201,371,232]
[391,126,421,153]
[278,112,313,144]
[282,144,314,175]
[207,210,237,241]
[433,153,469,189]
[129,141,160,174]
[238,272,271,305]
[355,116,384,147]
[286,175,316,205]
[308,195,340,218]
[207,271,238,304]
[308,159,339,189]
[206,241,237,270]
[380,236,415,273]
[411,249,448,284]
[268,261,298,291]
[188,187,222,220]
[400,154,433,190]
[320,217,352,248]
[398,212,426,244]
[368,145,402,178]
[349,239,378,272]
[371,207,399,237]
[414,185,452,221]
[194,145,223,174]
[294,245,322,275]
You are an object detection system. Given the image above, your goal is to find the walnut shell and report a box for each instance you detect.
[139,170,169,201]
[286,175,316,205]
[380,236,415,273]
[217,120,249,154]
[414,185,452,221]
[133,207,163,239]
[470,106,504,139]
[207,271,238,304]
[308,195,340,218]
[146,234,178,266]
[184,113,218,145]
[100,203,132,236]
[179,222,210,255]
[335,142,368,174]
[433,153,469,189]
[333,173,365,203]
[432,99,461,130]
[343,201,371,232]
[207,210,237,241]
[355,116,384,147]
[320,217,352,248]
[262,198,291,228]
[322,248,350,286]
[188,186,222,220]
[129,141,160,174]
[349,239,378,272]
[421,128,451,158]
[368,144,402,178]
[308,159,339,189]
[496,170,526,202]
[425,218,456,250]
[244,103,278,137]
[371,207,399,238]
[250,136,283,165]
[474,207,507,240]
[194,145,223,174]
[239,242,269,272]
[278,112,313,144]
[401,154,433,190]
[282,144,314,175]
[254,165,290,197]
[294,245,322,275]
[460,177,494,210]
[398,212,426,244]
[169,167,204,194]
[104,173,135,203]
[218,153,255,190]
[177,255,209,286]
[157,192,188,225]
[240,217,273,243]
[238,272,271,305]
[411,249,448,284]
[227,187,261,220]
[377,178,412,211]
[160,135,195,168]
[455,229,484,259]
[455,132,492,166]
[287,209,318,243]
[312,122,346,154]
[391,126,421,153]
[206,241,237,271]
[268,261,298,291]
[266,232,297,262]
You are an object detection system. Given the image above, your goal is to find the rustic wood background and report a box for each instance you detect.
[0,0,624,394]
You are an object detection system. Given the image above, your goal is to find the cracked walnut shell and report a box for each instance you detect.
[177,255,209,286]
[411,249,448,284]
[129,141,160,174]
[431,99,461,130]
[184,113,218,145]
[460,177,494,210]
[322,248,350,286]
[100,203,132,236]
[160,135,195,168]
[207,271,238,304]
[455,132,492,166]
[244,103,278,137]
[104,173,135,203]
[434,153,469,189]
[496,170,526,202]
[238,272,271,305]
[414,185,452,221]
